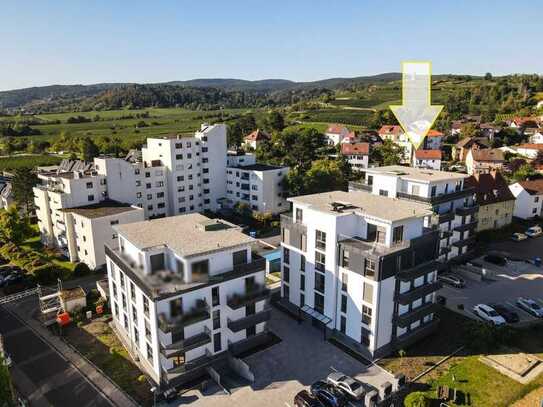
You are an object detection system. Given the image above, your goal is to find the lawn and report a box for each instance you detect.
[64,319,153,406]
[0,154,63,171]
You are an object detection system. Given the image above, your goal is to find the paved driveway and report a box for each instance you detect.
[168,308,393,407]
[487,235,543,261]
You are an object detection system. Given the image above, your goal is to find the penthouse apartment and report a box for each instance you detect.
[225,152,289,214]
[280,191,441,359]
[105,213,270,388]
[350,166,477,262]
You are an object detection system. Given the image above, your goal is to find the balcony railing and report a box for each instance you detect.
[161,326,211,356]
[436,211,455,224]
[396,317,440,346]
[227,308,271,333]
[395,302,439,328]
[158,299,210,333]
[395,281,442,305]
[348,181,372,192]
[397,186,475,205]
[226,284,270,310]
[456,204,479,217]
[451,236,475,248]
[165,348,213,376]
[454,220,477,233]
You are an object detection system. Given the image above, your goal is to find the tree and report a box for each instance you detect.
[266,111,285,132]
[459,123,480,139]
[371,140,405,166]
[0,354,14,407]
[484,72,493,81]
[512,163,537,182]
[80,137,100,162]
[11,167,38,212]
[0,206,32,245]
[304,159,347,194]
[404,392,430,407]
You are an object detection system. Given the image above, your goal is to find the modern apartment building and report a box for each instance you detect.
[105,213,270,388]
[350,166,478,262]
[280,190,442,359]
[225,152,289,214]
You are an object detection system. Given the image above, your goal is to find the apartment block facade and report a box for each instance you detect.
[105,214,270,388]
[350,166,478,262]
[280,190,442,359]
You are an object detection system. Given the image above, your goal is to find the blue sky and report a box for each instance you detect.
[1,0,542,91]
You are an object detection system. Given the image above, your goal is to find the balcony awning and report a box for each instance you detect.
[301,305,332,325]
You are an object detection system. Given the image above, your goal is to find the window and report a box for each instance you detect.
[213,310,220,330]
[315,251,326,272]
[283,265,290,282]
[300,255,305,272]
[87,195,94,202]
[283,284,289,299]
[360,328,370,347]
[191,260,209,282]
[176,154,183,160]
[411,184,420,195]
[145,320,151,340]
[157,202,165,209]
[341,273,348,292]
[314,272,325,293]
[392,226,404,244]
[363,282,373,303]
[341,295,347,313]
[136,181,141,187]
[314,292,324,314]
[283,247,290,264]
[212,287,220,307]
[146,183,151,189]
[342,250,350,268]
[300,293,305,307]
[535,197,540,203]
[110,220,119,226]
[295,208,303,223]
[362,305,372,325]
[146,343,153,362]
[364,259,375,278]
[340,316,346,333]
[315,230,326,250]
[431,185,437,197]
[143,296,149,317]
[300,274,305,291]
[132,305,138,324]
[133,327,139,345]
[157,192,164,198]
[130,282,136,301]
[379,189,388,197]
[145,172,150,178]
[86,182,93,189]
[533,207,538,214]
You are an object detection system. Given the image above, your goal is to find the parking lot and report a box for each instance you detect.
[439,238,543,325]
[166,307,394,407]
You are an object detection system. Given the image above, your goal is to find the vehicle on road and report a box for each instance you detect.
[489,303,519,323]
[516,298,543,317]
[438,273,465,288]
[483,254,507,266]
[326,372,365,400]
[294,390,325,407]
[525,225,542,238]
[310,380,347,407]
[473,304,506,326]
[511,232,528,242]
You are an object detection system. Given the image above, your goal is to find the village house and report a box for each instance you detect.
[465,171,515,232]
[243,129,271,150]
[515,144,543,159]
[509,179,543,219]
[325,124,350,145]
[465,148,505,175]
[341,142,370,172]
[378,125,412,163]
[413,149,442,170]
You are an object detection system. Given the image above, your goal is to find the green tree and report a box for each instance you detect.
[0,206,32,244]
[304,159,347,194]
[460,122,480,139]
[404,392,430,407]
[371,139,404,166]
[80,137,100,162]
[484,72,493,80]
[266,111,285,132]
[11,167,38,212]
[0,355,14,407]
[512,163,537,182]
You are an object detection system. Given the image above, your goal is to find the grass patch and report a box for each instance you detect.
[0,154,63,171]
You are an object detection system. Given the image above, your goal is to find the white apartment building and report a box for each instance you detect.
[225,152,289,214]
[280,190,442,359]
[105,213,270,388]
[509,180,543,219]
[350,166,477,262]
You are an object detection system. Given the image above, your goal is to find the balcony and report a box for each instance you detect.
[454,220,477,233]
[165,348,213,377]
[396,317,440,347]
[395,302,439,328]
[440,230,453,239]
[281,214,307,251]
[396,186,475,205]
[456,204,479,217]
[161,326,211,357]
[395,281,442,305]
[228,330,271,356]
[396,260,443,282]
[227,308,271,333]
[451,236,475,248]
[440,246,451,255]
[226,284,270,310]
[437,211,454,224]
[158,299,210,333]
[348,181,372,192]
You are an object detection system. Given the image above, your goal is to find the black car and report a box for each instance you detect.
[489,303,519,323]
[484,255,507,266]
[310,381,347,407]
[294,390,325,407]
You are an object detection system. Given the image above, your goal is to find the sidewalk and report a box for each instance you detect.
[6,299,140,407]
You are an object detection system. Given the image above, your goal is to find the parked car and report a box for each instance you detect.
[511,233,528,242]
[516,298,543,318]
[489,303,519,323]
[525,225,543,238]
[483,254,507,266]
[326,372,365,400]
[310,381,347,407]
[438,273,466,288]
[294,390,325,407]
[473,304,506,326]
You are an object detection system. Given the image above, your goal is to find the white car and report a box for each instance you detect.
[516,298,543,318]
[473,304,506,326]
[326,372,365,400]
[511,233,528,242]
[525,225,542,238]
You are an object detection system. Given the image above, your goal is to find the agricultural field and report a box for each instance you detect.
[0,154,64,171]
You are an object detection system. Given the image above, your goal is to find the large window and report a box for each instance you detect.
[233,249,247,266]
[315,251,326,272]
[314,272,325,293]
[340,316,346,334]
[300,255,305,272]
[393,226,404,244]
[295,208,303,223]
[283,265,290,283]
[143,295,149,317]
[362,305,372,325]
[341,273,348,292]
[170,298,182,317]
[341,250,350,268]
[364,259,376,278]
[363,282,374,304]
[191,259,209,282]
[341,295,347,313]
[283,247,290,264]
[314,292,324,314]
[315,230,326,250]
[300,274,305,291]
[213,310,220,330]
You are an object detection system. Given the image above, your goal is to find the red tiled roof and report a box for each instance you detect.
[245,129,270,142]
[326,124,349,134]
[427,130,443,137]
[341,143,369,156]
[378,125,403,135]
[465,171,515,205]
[415,149,442,160]
[518,179,543,195]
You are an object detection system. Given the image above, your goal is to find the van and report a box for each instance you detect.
[525,225,542,238]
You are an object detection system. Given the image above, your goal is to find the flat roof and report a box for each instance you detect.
[115,213,255,258]
[365,165,467,182]
[230,163,286,171]
[62,200,140,219]
[288,190,432,222]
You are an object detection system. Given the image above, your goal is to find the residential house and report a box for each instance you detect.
[378,125,412,163]
[479,123,502,140]
[452,137,489,162]
[515,144,543,159]
[280,190,441,359]
[465,171,515,232]
[423,130,443,150]
[243,129,271,150]
[413,150,442,170]
[529,131,543,144]
[465,148,505,175]
[325,124,350,145]
[341,143,370,172]
[509,179,543,219]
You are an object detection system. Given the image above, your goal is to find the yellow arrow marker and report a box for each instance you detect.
[390,61,443,150]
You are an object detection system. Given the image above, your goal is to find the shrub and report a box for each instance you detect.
[404,392,430,407]
[137,375,147,383]
[74,262,91,277]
